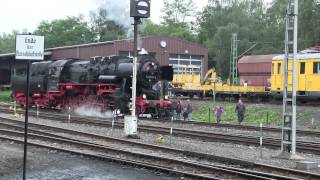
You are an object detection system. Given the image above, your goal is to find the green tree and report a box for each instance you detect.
[143,0,196,42]
[198,0,269,79]
[298,0,320,48]
[34,16,94,48]
[142,20,196,42]
[162,0,196,25]
[0,32,16,53]
[90,8,127,42]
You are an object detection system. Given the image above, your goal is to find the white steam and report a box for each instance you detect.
[74,105,113,118]
[102,0,131,28]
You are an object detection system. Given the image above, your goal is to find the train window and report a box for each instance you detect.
[313,62,320,74]
[300,62,305,74]
[271,63,274,74]
[277,63,281,74]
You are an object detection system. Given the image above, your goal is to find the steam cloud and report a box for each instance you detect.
[74,105,114,119]
[102,0,131,28]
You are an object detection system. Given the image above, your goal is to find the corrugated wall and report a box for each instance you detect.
[48,36,208,73]
[114,36,208,73]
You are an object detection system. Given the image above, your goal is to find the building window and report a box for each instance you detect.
[313,62,320,74]
[277,63,281,74]
[169,60,178,64]
[300,62,305,74]
[169,54,203,75]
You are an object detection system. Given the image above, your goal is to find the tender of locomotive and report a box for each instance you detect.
[12,55,173,117]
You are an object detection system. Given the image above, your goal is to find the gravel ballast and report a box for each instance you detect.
[0,140,177,180]
[1,112,320,175]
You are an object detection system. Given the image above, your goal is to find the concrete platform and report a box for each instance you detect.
[0,140,175,180]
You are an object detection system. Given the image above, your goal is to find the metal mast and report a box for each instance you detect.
[230,33,238,84]
[281,0,298,157]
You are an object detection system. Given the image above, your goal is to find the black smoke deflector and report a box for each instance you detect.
[160,66,173,81]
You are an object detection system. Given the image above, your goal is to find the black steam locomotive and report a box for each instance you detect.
[12,55,173,117]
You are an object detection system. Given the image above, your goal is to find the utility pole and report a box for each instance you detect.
[125,0,150,138]
[279,0,300,159]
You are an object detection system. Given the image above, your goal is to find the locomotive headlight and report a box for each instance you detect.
[164,95,169,100]
[142,94,147,99]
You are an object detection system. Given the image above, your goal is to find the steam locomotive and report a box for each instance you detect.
[11,55,173,117]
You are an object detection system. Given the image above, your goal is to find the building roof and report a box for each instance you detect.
[0,52,52,60]
[272,53,320,60]
[238,54,278,64]
[46,35,207,51]
[306,46,320,51]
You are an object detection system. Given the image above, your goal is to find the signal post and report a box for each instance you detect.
[15,34,44,180]
[124,0,150,138]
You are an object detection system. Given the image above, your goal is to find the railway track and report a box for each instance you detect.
[0,116,319,179]
[1,103,319,139]
[141,117,320,138]
[0,107,320,155]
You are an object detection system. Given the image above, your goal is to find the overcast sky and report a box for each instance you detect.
[0,0,208,34]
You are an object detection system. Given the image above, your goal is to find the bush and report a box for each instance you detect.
[0,90,12,102]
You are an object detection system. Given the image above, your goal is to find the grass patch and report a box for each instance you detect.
[0,90,12,102]
[192,101,282,126]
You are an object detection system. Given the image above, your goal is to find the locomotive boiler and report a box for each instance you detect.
[12,55,173,117]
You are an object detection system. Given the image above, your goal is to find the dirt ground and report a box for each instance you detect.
[0,140,176,180]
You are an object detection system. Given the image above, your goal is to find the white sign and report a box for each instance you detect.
[15,35,44,60]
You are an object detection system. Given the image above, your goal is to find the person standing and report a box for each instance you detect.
[215,106,224,123]
[186,99,193,121]
[235,99,246,125]
[176,100,182,120]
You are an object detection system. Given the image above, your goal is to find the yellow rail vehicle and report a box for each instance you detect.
[172,67,268,99]
[271,53,320,99]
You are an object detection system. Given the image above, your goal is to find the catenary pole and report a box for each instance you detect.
[291,0,298,155]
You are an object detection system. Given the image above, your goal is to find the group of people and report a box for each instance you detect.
[213,99,246,124]
[173,98,246,125]
[174,99,193,120]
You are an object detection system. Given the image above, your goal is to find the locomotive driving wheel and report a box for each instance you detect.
[76,95,87,107]
[64,96,77,111]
